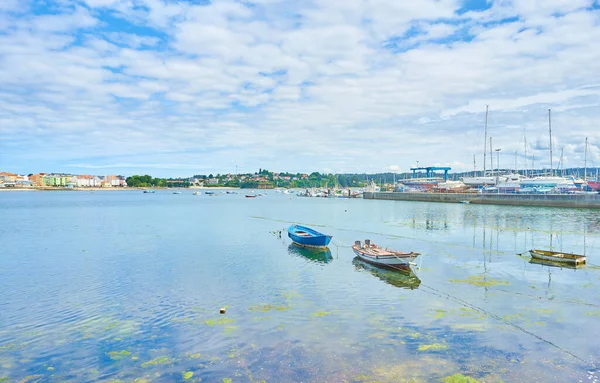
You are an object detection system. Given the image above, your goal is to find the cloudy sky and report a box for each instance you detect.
[1,0,600,177]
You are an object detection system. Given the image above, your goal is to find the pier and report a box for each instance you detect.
[363,192,600,209]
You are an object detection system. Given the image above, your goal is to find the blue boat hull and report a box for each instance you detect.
[287,225,332,248]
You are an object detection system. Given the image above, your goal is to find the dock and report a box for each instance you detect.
[363,192,600,209]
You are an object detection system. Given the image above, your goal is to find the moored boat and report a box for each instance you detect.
[287,225,332,249]
[529,249,586,266]
[245,194,257,198]
[352,240,420,268]
[143,189,155,193]
[205,191,215,195]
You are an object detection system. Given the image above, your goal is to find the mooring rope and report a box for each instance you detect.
[417,283,596,369]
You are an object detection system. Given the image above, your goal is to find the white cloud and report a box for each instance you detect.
[1,0,600,175]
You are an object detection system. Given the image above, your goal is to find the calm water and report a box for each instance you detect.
[0,190,599,382]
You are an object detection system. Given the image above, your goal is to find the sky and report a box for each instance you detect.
[1,0,600,177]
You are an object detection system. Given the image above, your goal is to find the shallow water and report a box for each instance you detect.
[0,190,599,382]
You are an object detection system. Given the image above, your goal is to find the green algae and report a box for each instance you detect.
[586,310,600,317]
[253,316,272,321]
[205,317,234,326]
[442,374,480,383]
[450,275,509,287]
[223,379,232,383]
[310,311,331,317]
[248,304,291,313]
[0,378,9,383]
[186,353,202,359]
[417,343,448,352]
[141,356,175,368]
[182,371,194,380]
[108,350,132,361]
[431,309,447,319]
[224,325,239,333]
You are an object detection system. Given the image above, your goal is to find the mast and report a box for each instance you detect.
[483,105,489,176]
[560,147,564,177]
[473,154,476,177]
[584,137,588,181]
[514,151,517,174]
[548,109,553,177]
[524,128,528,177]
[490,137,494,178]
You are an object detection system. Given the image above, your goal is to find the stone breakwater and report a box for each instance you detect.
[363,192,600,209]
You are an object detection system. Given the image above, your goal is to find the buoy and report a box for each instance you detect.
[220,308,226,314]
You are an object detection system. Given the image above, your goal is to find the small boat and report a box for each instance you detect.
[287,225,332,249]
[245,194,257,198]
[193,191,201,195]
[172,191,182,194]
[205,191,215,195]
[459,200,470,204]
[529,249,586,266]
[143,190,155,193]
[352,240,420,268]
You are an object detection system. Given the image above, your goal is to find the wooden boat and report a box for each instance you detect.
[287,225,332,249]
[529,249,586,266]
[352,240,420,268]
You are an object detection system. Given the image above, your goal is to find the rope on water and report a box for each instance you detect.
[417,283,595,369]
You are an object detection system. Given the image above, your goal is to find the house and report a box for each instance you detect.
[0,172,18,183]
[29,173,47,186]
[42,174,68,187]
[72,175,102,187]
[207,178,219,185]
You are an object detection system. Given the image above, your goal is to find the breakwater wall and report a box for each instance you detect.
[363,192,600,209]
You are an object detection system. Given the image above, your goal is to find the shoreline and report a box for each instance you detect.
[0,186,243,192]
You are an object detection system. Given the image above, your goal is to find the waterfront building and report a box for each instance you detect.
[42,174,69,187]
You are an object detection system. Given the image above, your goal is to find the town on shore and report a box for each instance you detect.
[0,169,377,190]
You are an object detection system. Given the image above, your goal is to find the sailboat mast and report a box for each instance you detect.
[473,154,476,177]
[524,128,528,177]
[548,109,553,177]
[514,151,517,173]
[483,105,488,176]
[490,137,494,177]
[584,137,588,181]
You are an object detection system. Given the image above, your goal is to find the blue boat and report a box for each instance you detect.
[143,190,155,193]
[287,225,332,249]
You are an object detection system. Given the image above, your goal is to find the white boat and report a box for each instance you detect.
[461,175,497,186]
[519,176,576,189]
[193,191,201,195]
[352,240,420,268]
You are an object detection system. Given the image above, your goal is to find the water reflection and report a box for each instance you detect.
[352,257,421,290]
[287,244,333,264]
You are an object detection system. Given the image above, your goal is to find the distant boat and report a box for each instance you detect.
[205,191,215,195]
[193,191,201,195]
[287,225,332,249]
[143,190,155,193]
[352,240,420,268]
[245,194,257,198]
[529,249,586,266]
[172,191,182,194]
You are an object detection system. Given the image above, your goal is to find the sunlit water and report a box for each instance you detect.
[0,190,599,382]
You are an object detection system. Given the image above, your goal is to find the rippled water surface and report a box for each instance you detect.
[1,190,599,382]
